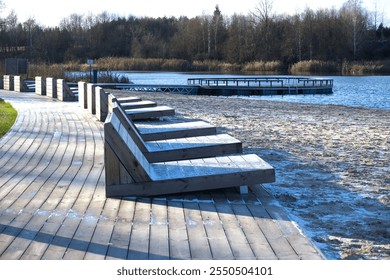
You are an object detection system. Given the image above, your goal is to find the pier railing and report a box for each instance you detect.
[187,77,333,88]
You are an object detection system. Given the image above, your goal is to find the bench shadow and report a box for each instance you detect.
[1,148,388,260]
[0,224,164,260]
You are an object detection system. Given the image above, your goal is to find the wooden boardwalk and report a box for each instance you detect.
[0,90,325,260]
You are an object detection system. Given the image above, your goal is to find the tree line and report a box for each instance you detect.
[1,0,389,70]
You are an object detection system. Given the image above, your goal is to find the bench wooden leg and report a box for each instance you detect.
[237,185,249,194]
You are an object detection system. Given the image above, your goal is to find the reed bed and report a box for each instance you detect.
[26,58,390,80]
[289,60,340,74]
[243,60,285,72]
[341,60,390,75]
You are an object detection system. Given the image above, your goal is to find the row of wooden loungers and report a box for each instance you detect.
[103,92,276,197]
[0,89,326,260]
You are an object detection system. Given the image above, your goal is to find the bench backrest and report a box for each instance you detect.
[108,104,152,181]
[112,99,148,152]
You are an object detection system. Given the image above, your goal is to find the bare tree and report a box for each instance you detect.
[23,17,38,58]
[250,0,275,60]
[340,0,369,59]
[251,0,274,23]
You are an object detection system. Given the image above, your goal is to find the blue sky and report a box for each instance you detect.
[2,0,389,27]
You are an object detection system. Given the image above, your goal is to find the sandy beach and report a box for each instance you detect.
[113,90,390,260]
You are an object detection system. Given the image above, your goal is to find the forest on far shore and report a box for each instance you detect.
[1,0,390,75]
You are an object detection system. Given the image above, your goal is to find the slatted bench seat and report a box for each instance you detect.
[116,96,142,103]
[136,120,217,141]
[145,133,242,162]
[113,103,242,163]
[104,107,275,197]
[120,100,157,110]
[125,105,175,120]
[110,94,218,141]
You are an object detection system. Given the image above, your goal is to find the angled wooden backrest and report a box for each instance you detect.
[105,107,152,182]
[112,101,148,152]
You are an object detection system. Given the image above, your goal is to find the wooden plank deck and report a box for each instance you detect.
[0,90,325,260]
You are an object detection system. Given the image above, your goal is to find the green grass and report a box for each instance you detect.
[0,98,18,138]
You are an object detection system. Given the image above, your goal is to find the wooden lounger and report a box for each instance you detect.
[104,108,275,197]
[113,104,242,163]
[126,105,175,120]
[136,120,217,141]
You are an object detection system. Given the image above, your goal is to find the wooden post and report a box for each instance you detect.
[87,83,97,114]
[3,75,14,91]
[57,79,65,101]
[35,76,46,96]
[14,76,23,92]
[56,79,74,101]
[95,86,108,121]
[78,81,87,108]
[46,77,57,98]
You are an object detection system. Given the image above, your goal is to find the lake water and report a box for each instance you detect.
[116,72,390,110]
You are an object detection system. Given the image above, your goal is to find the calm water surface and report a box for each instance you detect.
[117,72,390,110]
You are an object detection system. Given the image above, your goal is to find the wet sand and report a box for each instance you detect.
[113,90,390,260]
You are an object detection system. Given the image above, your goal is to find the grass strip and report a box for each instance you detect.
[0,98,18,138]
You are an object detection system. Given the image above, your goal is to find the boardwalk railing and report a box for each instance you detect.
[97,83,199,94]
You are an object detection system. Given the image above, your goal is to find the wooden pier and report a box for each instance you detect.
[0,90,325,260]
[85,77,334,96]
[188,77,334,96]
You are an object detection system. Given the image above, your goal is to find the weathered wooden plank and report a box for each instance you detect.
[126,106,175,120]
[120,100,157,110]
[198,202,234,259]
[84,197,120,260]
[116,96,142,103]
[246,203,300,260]
[145,133,242,163]
[250,185,325,260]
[105,198,135,260]
[149,199,170,260]
[137,120,217,141]
[183,202,212,259]
[127,198,151,260]
[214,202,257,259]
[167,201,191,260]
[62,124,106,260]
[231,204,277,260]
